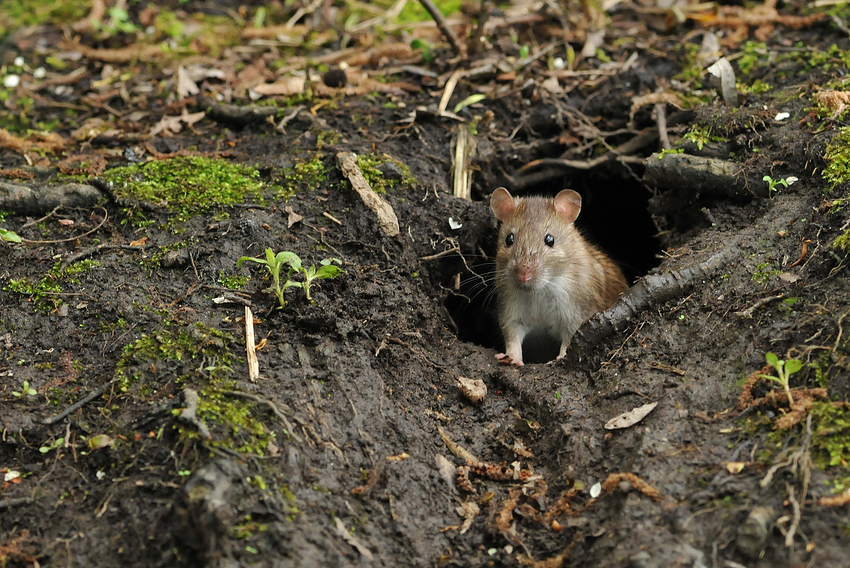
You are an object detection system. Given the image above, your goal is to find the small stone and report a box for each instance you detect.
[323,68,347,88]
[377,162,404,180]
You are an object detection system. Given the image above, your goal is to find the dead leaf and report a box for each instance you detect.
[253,76,306,96]
[333,517,373,560]
[129,237,148,246]
[725,461,746,474]
[604,401,659,430]
[455,499,479,534]
[87,434,115,450]
[285,206,303,228]
[457,376,486,406]
[177,66,199,99]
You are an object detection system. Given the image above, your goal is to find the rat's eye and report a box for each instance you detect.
[505,233,514,247]
[544,234,555,247]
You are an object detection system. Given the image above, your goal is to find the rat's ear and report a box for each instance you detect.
[553,190,581,224]
[490,187,516,221]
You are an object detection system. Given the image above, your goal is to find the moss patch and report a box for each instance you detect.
[115,322,273,455]
[5,260,101,314]
[355,152,417,194]
[824,126,850,191]
[275,153,327,199]
[101,156,264,226]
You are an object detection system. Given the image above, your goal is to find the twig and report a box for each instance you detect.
[42,379,117,425]
[438,69,464,113]
[418,0,464,56]
[453,124,475,199]
[22,207,108,245]
[0,497,34,509]
[61,243,146,268]
[655,103,671,150]
[734,293,783,318]
[20,205,62,228]
[244,306,259,382]
[223,390,302,442]
[336,152,399,237]
[785,483,801,548]
[574,245,736,349]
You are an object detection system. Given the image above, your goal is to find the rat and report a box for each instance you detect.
[489,187,628,366]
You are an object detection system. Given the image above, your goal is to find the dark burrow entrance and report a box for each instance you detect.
[443,163,664,363]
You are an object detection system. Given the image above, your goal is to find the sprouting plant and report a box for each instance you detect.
[763,175,789,198]
[286,255,344,303]
[760,352,803,406]
[12,381,37,397]
[0,227,21,242]
[237,249,343,308]
[39,437,64,454]
[237,249,300,308]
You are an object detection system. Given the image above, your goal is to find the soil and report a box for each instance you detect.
[2,2,850,568]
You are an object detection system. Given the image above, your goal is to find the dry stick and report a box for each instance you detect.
[438,69,464,113]
[655,103,671,150]
[418,0,464,56]
[22,207,109,245]
[244,306,259,381]
[336,152,399,237]
[223,390,302,443]
[61,244,146,268]
[42,379,117,425]
[573,245,737,349]
[453,125,475,200]
[466,0,493,54]
[0,497,34,509]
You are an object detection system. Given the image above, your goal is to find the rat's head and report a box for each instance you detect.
[490,187,582,289]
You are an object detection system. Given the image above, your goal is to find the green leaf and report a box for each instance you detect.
[784,359,803,374]
[519,45,530,59]
[237,255,265,268]
[265,248,276,265]
[0,228,21,243]
[454,94,486,114]
[277,251,301,270]
[313,265,343,280]
[765,352,779,367]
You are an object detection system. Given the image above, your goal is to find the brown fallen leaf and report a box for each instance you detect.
[604,401,658,430]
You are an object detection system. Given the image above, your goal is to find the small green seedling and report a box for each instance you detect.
[237,249,300,308]
[763,175,789,198]
[293,257,343,303]
[39,437,64,454]
[237,249,343,308]
[0,228,21,243]
[12,381,37,397]
[760,352,803,406]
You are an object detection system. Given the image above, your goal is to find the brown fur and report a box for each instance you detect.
[490,187,627,365]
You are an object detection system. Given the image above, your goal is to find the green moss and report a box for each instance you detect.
[355,152,417,194]
[811,402,850,470]
[114,322,274,455]
[101,157,264,227]
[218,271,249,290]
[834,229,850,254]
[752,261,780,284]
[276,153,326,198]
[738,79,772,95]
[682,125,726,151]
[0,0,88,36]
[824,127,850,191]
[6,260,101,313]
